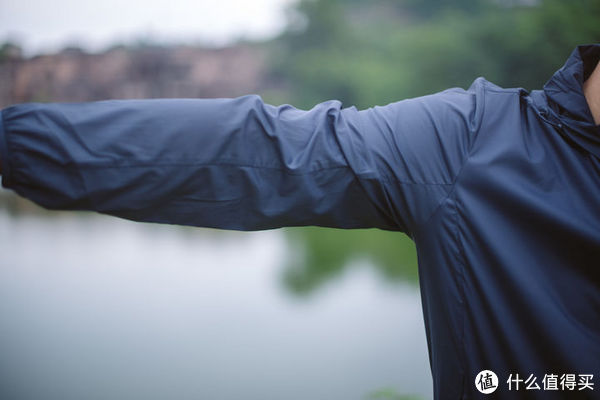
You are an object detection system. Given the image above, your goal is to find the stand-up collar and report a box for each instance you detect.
[543,44,600,158]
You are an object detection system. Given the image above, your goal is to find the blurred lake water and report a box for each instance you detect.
[0,208,432,400]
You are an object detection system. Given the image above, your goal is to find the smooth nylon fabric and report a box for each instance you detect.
[1,45,599,399]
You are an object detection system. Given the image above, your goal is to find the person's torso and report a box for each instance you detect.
[415,83,600,399]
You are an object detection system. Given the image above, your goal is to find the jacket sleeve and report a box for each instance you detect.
[0,86,481,233]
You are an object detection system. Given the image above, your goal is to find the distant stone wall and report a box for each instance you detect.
[0,44,270,108]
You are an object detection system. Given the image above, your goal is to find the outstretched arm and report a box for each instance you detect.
[0,96,397,230]
[0,88,479,234]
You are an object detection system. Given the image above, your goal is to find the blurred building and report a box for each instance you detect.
[0,43,270,108]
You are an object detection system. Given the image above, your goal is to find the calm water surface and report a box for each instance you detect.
[0,210,432,400]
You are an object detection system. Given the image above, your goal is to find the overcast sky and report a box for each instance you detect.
[0,0,295,55]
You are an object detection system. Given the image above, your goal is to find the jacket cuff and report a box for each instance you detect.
[0,109,12,188]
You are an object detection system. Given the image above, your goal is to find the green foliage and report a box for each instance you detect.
[365,386,424,400]
[282,227,418,295]
[0,42,22,61]
[271,0,600,108]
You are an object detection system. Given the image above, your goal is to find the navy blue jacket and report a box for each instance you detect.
[1,45,598,399]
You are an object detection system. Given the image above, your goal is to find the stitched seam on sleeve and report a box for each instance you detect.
[69,161,349,175]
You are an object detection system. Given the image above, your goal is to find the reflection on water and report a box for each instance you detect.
[0,207,432,400]
[282,227,419,296]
